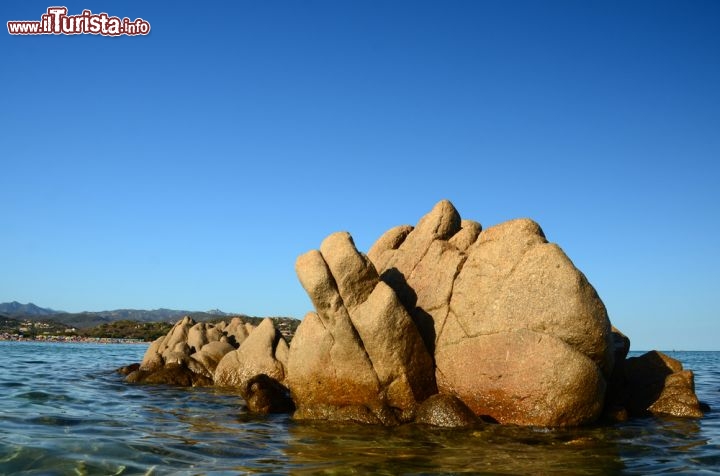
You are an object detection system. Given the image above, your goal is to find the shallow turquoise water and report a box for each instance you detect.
[0,342,718,475]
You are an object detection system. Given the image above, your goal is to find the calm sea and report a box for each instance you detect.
[0,341,718,475]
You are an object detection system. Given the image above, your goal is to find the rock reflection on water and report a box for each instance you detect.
[282,421,625,475]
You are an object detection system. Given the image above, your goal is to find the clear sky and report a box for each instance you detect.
[2,1,718,350]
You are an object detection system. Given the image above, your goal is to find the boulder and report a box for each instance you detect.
[366,200,614,426]
[623,351,704,418]
[116,363,140,376]
[447,218,614,374]
[126,316,254,386]
[191,339,236,378]
[435,329,605,426]
[288,232,436,425]
[415,394,478,428]
[125,362,213,387]
[214,318,293,413]
[219,317,256,347]
[120,200,706,428]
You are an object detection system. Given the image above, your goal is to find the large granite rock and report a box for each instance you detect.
[125,316,254,386]
[290,199,615,425]
[287,232,436,425]
[214,318,293,413]
[121,200,705,427]
[433,329,606,426]
[367,200,613,426]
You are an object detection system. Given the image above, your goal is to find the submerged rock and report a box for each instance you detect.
[415,394,478,428]
[116,363,140,376]
[125,362,213,386]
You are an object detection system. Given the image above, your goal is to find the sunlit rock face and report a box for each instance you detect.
[292,200,614,426]
[123,200,706,426]
[287,231,436,425]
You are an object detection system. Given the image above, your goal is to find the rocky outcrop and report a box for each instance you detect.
[362,200,612,426]
[601,330,706,421]
[288,201,618,426]
[290,200,704,426]
[214,318,293,413]
[287,232,436,425]
[622,351,704,418]
[121,199,705,427]
[125,316,254,386]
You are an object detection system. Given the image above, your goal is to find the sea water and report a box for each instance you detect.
[0,341,718,475]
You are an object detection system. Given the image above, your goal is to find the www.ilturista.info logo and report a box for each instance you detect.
[7,7,150,36]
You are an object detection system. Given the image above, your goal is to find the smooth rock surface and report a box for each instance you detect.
[415,394,478,428]
[435,329,605,426]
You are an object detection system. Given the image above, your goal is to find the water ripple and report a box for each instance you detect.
[1,343,719,474]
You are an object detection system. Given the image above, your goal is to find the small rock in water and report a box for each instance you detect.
[623,351,704,418]
[415,394,478,428]
[116,363,140,376]
[244,374,295,414]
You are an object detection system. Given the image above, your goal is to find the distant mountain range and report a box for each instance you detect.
[0,301,243,329]
[0,301,60,316]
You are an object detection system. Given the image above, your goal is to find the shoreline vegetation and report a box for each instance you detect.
[0,313,300,344]
[0,333,146,344]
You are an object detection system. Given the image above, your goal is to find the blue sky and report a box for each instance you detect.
[2,1,718,350]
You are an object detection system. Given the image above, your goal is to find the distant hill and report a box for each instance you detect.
[43,309,245,329]
[1,302,301,341]
[0,315,22,330]
[0,301,60,316]
[0,302,296,331]
[0,314,71,335]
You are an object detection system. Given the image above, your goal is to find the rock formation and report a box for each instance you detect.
[287,232,436,425]
[214,318,293,413]
[290,200,705,426]
[125,316,254,386]
[291,201,613,426]
[621,350,704,418]
[122,199,706,427]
